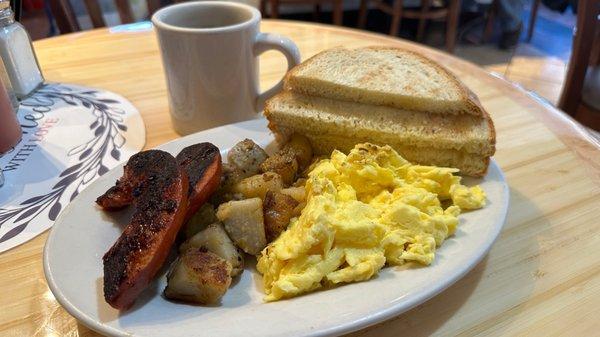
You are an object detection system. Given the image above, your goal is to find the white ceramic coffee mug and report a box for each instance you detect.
[152,1,301,135]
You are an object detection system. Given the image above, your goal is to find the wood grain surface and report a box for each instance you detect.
[1,20,599,337]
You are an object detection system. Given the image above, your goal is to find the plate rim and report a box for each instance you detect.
[43,119,510,337]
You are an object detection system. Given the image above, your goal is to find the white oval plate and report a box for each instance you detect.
[44,118,509,337]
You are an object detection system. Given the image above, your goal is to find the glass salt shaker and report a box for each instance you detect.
[0,0,44,99]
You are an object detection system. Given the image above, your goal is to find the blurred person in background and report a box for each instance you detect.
[497,0,524,49]
[495,0,577,49]
[463,0,525,49]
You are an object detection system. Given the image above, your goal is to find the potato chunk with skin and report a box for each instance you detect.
[164,249,232,305]
[232,172,283,200]
[260,151,298,186]
[180,222,244,276]
[217,198,266,255]
[221,163,244,189]
[209,163,245,205]
[282,134,313,170]
[227,139,268,178]
[264,191,299,242]
[183,203,218,239]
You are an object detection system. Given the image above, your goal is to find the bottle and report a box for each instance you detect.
[0,58,18,110]
[0,77,20,187]
[0,0,44,99]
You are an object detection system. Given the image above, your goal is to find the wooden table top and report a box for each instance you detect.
[2,19,599,337]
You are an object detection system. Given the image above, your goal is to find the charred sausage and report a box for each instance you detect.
[176,143,222,222]
[98,150,189,310]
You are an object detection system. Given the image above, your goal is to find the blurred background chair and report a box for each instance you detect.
[525,0,540,41]
[557,0,599,131]
[264,0,343,25]
[47,0,162,33]
[357,0,461,53]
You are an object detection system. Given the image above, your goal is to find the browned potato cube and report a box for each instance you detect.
[216,198,267,255]
[227,139,268,178]
[282,134,313,170]
[180,222,244,276]
[221,163,244,189]
[260,151,298,186]
[209,163,245,205]
[232,172,283,200]
[183,203,218,239]
[164,249,232,305]
[280,186,306,203]
[263,191,299,242]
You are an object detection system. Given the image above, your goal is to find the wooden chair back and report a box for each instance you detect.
[558,0,600,131]
[47,0,164,34]
[357,0,460,53]
[265,0,344,25]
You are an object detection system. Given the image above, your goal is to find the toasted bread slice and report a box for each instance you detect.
[265,91,495,155]
[284,46,484,116]
[265,92,495,177]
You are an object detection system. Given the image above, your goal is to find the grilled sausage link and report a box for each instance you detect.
[98,150,189,310]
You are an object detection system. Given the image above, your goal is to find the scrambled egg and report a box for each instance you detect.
[257,143,486,301]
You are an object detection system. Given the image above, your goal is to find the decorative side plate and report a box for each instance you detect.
[0,83,145,253]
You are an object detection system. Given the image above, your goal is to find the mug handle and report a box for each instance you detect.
[254,32,301,112]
